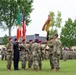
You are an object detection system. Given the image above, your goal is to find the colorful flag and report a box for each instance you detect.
[42,15,51,32]
[16,10,21,40]
[17,28,21,40]
[42,21,51,32]
[17,10,21,26]
[22,15,26,39]
[42,15,51,43]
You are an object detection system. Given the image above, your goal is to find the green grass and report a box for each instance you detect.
[0,59,76,75]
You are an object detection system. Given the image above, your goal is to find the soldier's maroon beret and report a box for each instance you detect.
[54,34,58,37]
[22,39,25,42]
[38,40,42,43]
[35,39,39,43]
[29,40,32,42]
[9,38,12,41]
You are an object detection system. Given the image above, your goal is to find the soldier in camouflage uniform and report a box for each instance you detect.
[45,44,49,60]
[6,38,13,70]
[38,40,43,70]
[52,34,62,71]
[32,39,40,71]
[48,38,54,70]
[1,48,5,60]
[4,49,7,60]
[20,39,28,70]
[27,40,33,69]
[1,48,7,60]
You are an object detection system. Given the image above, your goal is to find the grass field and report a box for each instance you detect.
[0,59,76,75]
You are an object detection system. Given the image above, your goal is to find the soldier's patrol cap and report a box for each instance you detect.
[29,40,32,42]
[9,38,12,41]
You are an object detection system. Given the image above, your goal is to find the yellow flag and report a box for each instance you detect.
[44,21,51,31]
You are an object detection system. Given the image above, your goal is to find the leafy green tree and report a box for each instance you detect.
[70,19,76,47]
[55,11,62,29]
[49,11,62,38]
[49,11,55,30]
[0,0,33,37]
[2,34,8,46]
[49,29,57,38]
[60,18,76,48]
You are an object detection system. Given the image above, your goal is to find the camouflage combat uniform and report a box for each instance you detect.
[48,43,54,70]
[27,43,33,68]
[1,49,5,60]
[6,43,13,70]
[38,44,44,70]
[45,45,49,60]
[4,50,7,60]
[20,43,28,69]
[52,38,62,70]
[32,43,40,70]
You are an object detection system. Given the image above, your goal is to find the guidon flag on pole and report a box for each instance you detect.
[16,9,22,41]
[22,15,26,40]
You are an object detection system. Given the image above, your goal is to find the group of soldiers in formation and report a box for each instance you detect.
[0,34,62,72]
[62,48,76,61]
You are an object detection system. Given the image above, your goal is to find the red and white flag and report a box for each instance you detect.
[22,15,26,39]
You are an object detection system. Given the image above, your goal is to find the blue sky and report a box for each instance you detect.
[0,0,76,37]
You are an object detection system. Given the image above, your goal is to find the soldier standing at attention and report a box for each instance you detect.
[38,40,43,70]
[27,40,33,69]
[1,48,7,60]
[32,39,40,71]
[20,39,27,70]
[13,38,20,70]
[48,38,54,70]
[1,48,5,60]
[52,34,62,71]
[6,38,13,71]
